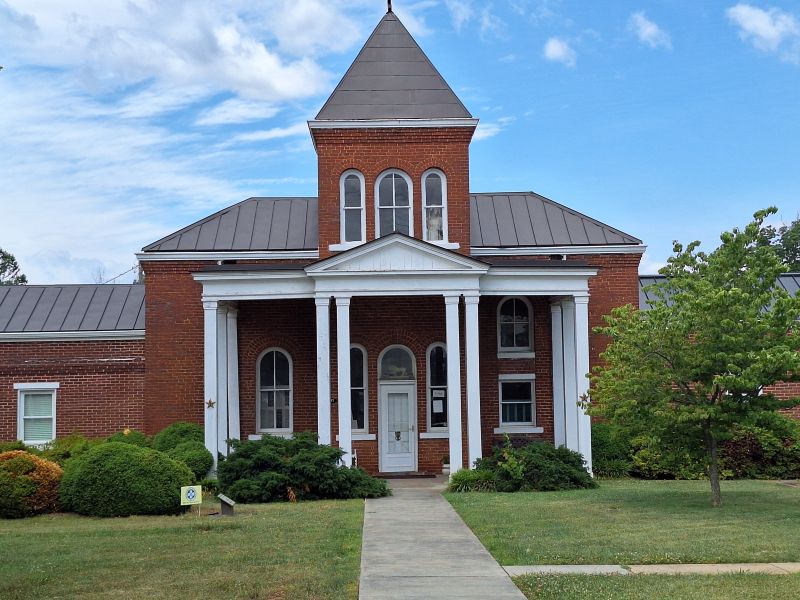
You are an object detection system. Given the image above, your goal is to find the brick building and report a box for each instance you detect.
[8,10,791,475]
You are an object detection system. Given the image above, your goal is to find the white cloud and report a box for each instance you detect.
[627,12,672,50]
[473,117,515,141]
[726,3,800,64]
[480,6,506,39]
[228,122,310,144]
[262,0,362,56]
[639,252,667,275]
[444,0,474,30]
[196,99,280,126]
[543,37,576,67]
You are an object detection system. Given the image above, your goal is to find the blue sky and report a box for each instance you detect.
[1,0,798,283]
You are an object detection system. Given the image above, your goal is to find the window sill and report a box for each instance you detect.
[329,242,364,252]
[427,241,460,250]
[493,426,543,435]
[497,351,535,360]
[336,433,376,441]
[249,432,293,440]
[419,431,449,439]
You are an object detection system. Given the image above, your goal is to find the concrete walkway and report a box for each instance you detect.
[505,563,800,576]
[359,478,526,600]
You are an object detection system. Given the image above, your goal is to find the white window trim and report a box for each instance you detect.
[421,168,449,244]
[350,343,369,433]
[374,169,414,239]
[15,383,59,445]
[339,169,366,246]
[425,342,448,433]
[497,296,534,355]
[256,348,293,434]
[498,373,536,428]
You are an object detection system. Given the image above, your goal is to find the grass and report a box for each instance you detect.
[514,574,800,600]
[446,479,800,565]
[0,498,364,600]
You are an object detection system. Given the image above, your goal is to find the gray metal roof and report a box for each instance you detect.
[639,274,800,308]
[142,197,318,252]
[315,12,471,121]
[470,192,642,247]
[0,284,145,333]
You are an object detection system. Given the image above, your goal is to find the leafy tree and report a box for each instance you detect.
[0,249,27,285]
[771,217,800,271]
[588,208,800,507]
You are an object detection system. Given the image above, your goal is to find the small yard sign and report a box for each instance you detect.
[181,485,202,506]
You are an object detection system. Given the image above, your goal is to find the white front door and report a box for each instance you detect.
[379,383,417,472]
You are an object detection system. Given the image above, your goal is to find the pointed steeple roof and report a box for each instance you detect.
[315,11,472,121]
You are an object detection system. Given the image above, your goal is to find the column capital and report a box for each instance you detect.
[202,300,218,311]
[335,295,352,307]
[550,302,563,314]
[225,306,239,318]
[573,294,590,305]
[443,294,461,305]
[463,294,480,305]
[314,296,331,307]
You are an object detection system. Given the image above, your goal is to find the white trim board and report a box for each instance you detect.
[308,118,479,129]
[137,250,318,262]
[471,244,647,256]
[0,330,145,342]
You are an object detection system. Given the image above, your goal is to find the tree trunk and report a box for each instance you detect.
[704,424,722,508]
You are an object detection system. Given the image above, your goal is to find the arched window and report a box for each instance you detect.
[257,348,292,433]
[350,345,368,431]
[427,343,447,430]
[376,170,413,237]
[340,170,365,244]
[497,297,533,354]
[379,345,415,380]
[422,170,447,242]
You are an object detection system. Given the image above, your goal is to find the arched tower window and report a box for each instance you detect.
[422,169,448,242]
[257,348,293,433]
[376,170,413,237]
[340,170,365,244]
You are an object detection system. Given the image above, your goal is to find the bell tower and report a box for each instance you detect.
[309,9,477,258]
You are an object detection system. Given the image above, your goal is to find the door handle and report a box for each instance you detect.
[410,424,415,432]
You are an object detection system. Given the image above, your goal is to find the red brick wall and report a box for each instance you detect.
[0,339,145,440]
[312,127,475,258]
[769,381,800,419]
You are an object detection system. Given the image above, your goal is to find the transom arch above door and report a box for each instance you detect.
[378,344,416,381]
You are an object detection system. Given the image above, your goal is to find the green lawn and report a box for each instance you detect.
[515,574,800,600]
[0,499,364,600]
[446,479,800,565]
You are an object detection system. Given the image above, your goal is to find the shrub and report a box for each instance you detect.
[217,432,390,503]
[153,422,204,452]
[60,443,193,517]
[107,428,150,447]
[0,451,63,518]
[629,435,707,480]
[40,433,103,467]
[447,469,496,492]
[720,413,800,479]
[591,422,632,477]
[167,441,214,481]
[476,438,596,492]
[0,441,33,454]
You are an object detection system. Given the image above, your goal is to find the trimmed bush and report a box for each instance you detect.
[0,451,63,518]
[591,422,632,477]
[0,441,33,454]
[474,438,596,492]
[720,413,800,480]
[153,422,204,452]
[60,442,193,517]
[40,433,103,467]
[218,432,390,503]
[167,441,214,480]
[447,468,496,492]
[107,428,151,447]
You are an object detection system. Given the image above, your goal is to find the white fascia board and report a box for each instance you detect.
[195,271,315,302]
[0,330,145,342]
[487,267,598,277]
[136,250,319,262]
[480,270,594,296]
[471,244,647,256]
[313,273,482,297]
[308,118,479,130]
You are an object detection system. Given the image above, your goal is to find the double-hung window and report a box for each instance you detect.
[258,349,292,433]
[350,345,367,431]
[340,170,365,245]
[427,343,448,430]
[497,296,534,357]
[15,383,58,445]
[499,375,535,426]
[422,170,448,242]
[376,170,413,237]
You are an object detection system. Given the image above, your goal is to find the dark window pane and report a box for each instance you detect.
[261,352,275,387]
[394,175,409,206]
[395,208,410,234]
[425,207,443,241]
[379,207,393,236]
[499,299,515,321]
[351,389,365,429]
[514,299,529,323]
[344,175,361,207]
[514,323,529,348]
[274,352,290,387]
[425,173,442,206]
[261,391,274,429]
[500,323,515,348]
[430,386,447,427]
[502,402,532,424]
[350,347,364,387]
[378,175,394,207]
[344,209,361,242]
[429,345,447,387]
[381,347,414,379]
[502,381,532,401]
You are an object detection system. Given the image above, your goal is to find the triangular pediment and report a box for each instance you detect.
[306,235,488,275]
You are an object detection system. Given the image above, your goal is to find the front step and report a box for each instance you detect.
[377,471,438,479]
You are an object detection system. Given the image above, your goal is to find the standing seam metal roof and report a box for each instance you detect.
[315,12,471,121]
[0,284,145,333]
[639,274,800,308]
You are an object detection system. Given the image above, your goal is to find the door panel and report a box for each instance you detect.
[379,383,416,472]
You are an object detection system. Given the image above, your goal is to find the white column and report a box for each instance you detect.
[561,298,579,452]
[550,302,566,447]
[203,300,219,468]
[336,296,352,466]
[574,294,593,473]
[315,297,332,446]
[226,306,240,443]
[216,306,229,456]
[464,294,482,469]
[444,294,463,474]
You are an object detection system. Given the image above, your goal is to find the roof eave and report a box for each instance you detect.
[308,118,479,130]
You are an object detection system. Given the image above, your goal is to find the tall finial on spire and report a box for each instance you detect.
[387,0,393,13]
